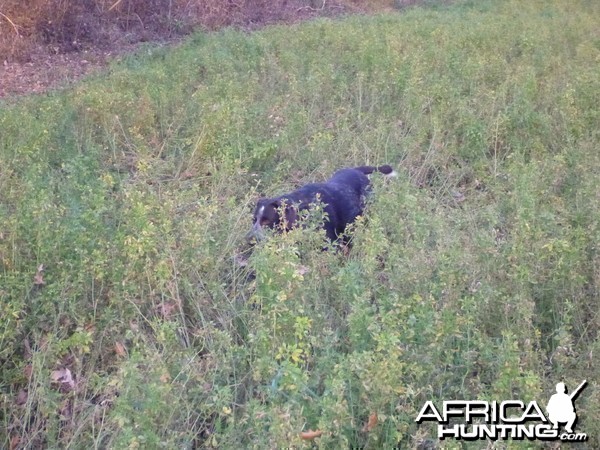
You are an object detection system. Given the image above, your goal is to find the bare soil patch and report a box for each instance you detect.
[0,0,397,98]
[1,48,116,98]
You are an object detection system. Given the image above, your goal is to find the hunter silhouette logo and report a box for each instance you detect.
[416,380,589,442]
[546,380,586,434]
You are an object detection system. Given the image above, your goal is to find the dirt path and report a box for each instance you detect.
[1,49,110,98]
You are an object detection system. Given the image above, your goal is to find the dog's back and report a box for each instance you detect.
[324,165,394,237]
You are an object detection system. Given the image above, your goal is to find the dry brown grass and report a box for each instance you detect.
[0,0,395,62]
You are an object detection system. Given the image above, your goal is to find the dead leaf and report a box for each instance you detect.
[9,435,20,450]
[451,190,466,203]
[157,301,177,319]
[23,338,32,359]
[114,341,127,358]
[362,412,378,432]
[23,364,33,380]
[33,264,45,285]
[296,265,310,276]
[160,371,171,383]
[300,429,323,440]
[50,367,75,390]
[59,399,73,419]
[181,170,196,180]
[16,389,28,405]
[38,335,49,351]
[234,252,249,267]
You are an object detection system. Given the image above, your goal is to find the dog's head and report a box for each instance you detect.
[246,197,299,242]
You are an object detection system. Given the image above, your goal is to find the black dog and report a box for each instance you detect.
[248,165,395,243]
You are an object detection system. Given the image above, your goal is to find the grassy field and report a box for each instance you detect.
[1,0,599,448]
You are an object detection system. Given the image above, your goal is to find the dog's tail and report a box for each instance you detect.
[354,165,397,177]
